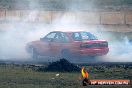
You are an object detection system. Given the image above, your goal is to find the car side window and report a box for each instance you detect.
[54,33,69,43]
[46,32,56,39]
[72,32,81,41]
[60,33,69,42]
[43,32,56,41]
[54,33,61,42]
[81,32,89,40]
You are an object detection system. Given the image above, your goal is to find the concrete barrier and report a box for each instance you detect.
[76,12,100,24]
[38,11,51,23]
[101,25,132,32]
[0,10,5,20]
[101,12,124,24]
[0,10,131,25]
[126,12,132,24]
[0,10,132,32]
[6,10,21,21]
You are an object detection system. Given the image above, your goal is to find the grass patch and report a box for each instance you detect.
[0,63,131,88]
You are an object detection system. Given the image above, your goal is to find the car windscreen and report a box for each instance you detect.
[72,32,97,41]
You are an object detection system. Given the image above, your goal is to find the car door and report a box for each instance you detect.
[38,32,57,56]
[49,32,70,57]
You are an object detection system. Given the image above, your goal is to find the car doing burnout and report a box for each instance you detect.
[26,31,109,59]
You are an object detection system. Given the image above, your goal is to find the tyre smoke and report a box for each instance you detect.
[0,0,132,62]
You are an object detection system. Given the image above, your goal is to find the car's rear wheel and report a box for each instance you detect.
[31,48,39,59]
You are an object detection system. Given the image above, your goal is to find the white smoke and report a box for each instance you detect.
[0,0,132,63]
[0,23,49,60]
[98,36,132,62]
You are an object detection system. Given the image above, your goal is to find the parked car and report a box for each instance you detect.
[26,31,109,59]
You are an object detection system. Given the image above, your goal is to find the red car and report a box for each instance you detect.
[26,31,109,59]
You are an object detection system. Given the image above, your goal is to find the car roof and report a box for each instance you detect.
[51,31,89,33]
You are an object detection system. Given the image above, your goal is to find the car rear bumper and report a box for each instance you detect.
[79,47,109,56]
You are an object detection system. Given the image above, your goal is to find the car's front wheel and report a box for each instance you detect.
[31,48,39,59]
